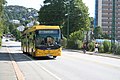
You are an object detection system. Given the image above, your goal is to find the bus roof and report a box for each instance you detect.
[24,25,60,34]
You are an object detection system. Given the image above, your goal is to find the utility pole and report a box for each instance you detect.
[66,0,70,45]
[111,0,116,54]
[66,0,71,45]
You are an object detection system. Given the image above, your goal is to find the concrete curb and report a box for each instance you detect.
[93,53,120,59]
[64,49,120,59]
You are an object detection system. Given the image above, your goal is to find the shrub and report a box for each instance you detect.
[115,46,120,55]
[61,37,67,48]
[66,39,83,49]
[67,30,84,49]
[98,44,104,53]
[69,30,84,41]
[103,41,111,53]
[0,37,1,46]
[88,42,94,51]
[67,40,75,49]
[77,40,83,49]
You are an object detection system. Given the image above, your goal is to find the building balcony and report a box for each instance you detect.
[102,14,112,17]
[102,1,112,4]
[102,10,112,13]
[102,28,111,31]
[102,19,112,22]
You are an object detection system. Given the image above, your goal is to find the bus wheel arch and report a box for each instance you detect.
[53,56,57,59]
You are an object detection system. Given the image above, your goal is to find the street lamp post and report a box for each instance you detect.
[67,1,70,43]
[64,0,71,45]
[111,0,116,54]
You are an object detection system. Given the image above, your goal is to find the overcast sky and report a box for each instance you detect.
[6,0,95,17]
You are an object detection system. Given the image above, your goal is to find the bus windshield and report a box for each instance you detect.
[35,30,61,47]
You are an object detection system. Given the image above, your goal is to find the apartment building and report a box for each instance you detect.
[94,0,120,40]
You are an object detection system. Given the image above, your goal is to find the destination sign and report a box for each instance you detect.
[38,30,58,34]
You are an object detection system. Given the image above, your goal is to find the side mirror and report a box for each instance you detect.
[61,34,63,40]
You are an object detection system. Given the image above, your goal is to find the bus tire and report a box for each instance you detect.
[23,51,26,54]
[53,56,57,59]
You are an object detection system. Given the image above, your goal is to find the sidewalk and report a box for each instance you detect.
[0,47,17,80]
[65,49,120,59]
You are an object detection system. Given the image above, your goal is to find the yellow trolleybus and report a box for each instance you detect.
[21,25,62,58]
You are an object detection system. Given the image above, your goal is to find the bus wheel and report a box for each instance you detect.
[53,56,57,59]
[32,53,36,59]
[23,51,26,54]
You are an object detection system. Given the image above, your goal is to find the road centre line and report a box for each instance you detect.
[23,54,62,80]
[7,47,25,80]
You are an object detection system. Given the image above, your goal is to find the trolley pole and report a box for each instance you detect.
[111,0,116,54]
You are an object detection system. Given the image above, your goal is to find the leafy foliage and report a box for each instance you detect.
[98,44,104,53]
[93,26,103,39]
[38,0,65,25]
[0,0,6,46]
[102,33,111,39]
[3,5,38,40]
[4,5,38,21]
[116,46,120,55]
[69,30,84,41]
[38,0,90,37]
[77,40,83,49]
[67,30,84,49]
[88,42,94,51]
[89,17,94,28]
[61,37,67,48]
[103,41,111,53]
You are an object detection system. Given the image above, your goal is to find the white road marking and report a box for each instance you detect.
[7,48,25,80]
[63,52,120,69]
[23,54,62,80]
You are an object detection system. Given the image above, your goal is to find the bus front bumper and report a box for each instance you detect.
[35,48,62,57]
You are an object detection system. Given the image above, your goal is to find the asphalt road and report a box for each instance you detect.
[0,39,120,80]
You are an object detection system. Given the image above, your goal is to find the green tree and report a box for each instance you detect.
[67,30,84,49]
[0,0,6,46]
[93,26,103,39]
[38,0,90,37]
[3,21,10,34]
[103,41,111,53]
[8,23,21,40]
[102,32,111,39]
[116,46,120,55]
[89,17,94,28]
[69,30,84,41]
[38,0,65,25]
[88,42,94,51]
[3,5,38,40]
